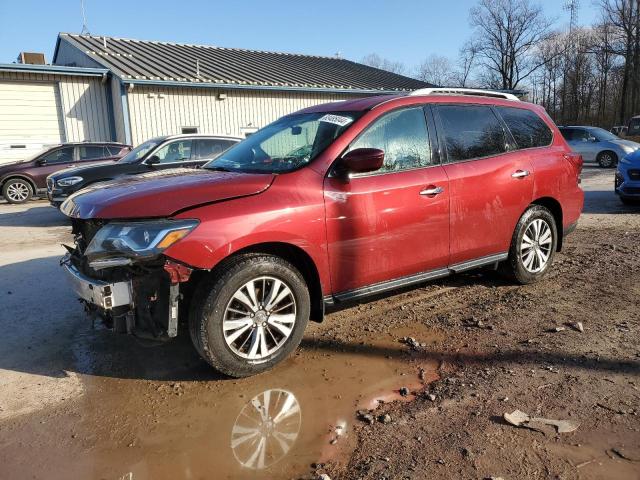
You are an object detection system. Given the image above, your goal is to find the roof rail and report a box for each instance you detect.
[410,88,521,101]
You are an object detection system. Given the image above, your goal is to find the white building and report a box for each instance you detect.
[0,33,430,163]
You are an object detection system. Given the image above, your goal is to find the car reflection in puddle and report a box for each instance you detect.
[231,389,302,470]
[0,325,441,480]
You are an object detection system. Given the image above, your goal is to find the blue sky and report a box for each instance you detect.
[0,0,599,72]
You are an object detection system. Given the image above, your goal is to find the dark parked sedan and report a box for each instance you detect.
[47,134,240,207]
[0,142,130,204]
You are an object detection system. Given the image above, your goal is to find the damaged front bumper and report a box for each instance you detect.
[61,253,191,339]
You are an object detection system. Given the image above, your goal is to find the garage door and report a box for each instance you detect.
[0,82,65,143]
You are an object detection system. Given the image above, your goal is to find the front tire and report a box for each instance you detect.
[501,205,558,285]
[2,178,33,204]
[597,151,617,168]
[189,254,310,378]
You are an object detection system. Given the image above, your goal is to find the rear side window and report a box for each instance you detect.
[497,107,553,149]
[559,128,572,140]
[350,106,432,173]
[436,105,506,162]
[194,139,236,160]
[107,145,125,156]
[78,146,109,161]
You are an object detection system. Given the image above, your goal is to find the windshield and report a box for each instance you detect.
[118,138,164,164]
[204,112,361,173]
[591,128,619,142]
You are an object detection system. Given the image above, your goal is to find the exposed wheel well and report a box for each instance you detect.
[531,197,563,251]
[209,242,325,323]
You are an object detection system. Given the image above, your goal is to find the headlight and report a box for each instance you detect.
[85,219,199,261]
[57,176,83,187]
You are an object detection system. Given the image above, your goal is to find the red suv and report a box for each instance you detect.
[60,89,583,377]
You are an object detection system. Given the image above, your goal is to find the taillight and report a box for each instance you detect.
[564,152,583,183]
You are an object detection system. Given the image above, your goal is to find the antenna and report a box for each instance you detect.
[563,0,580,33]
[80,0,90,35]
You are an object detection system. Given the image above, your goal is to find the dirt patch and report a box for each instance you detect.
[320,200,640,478]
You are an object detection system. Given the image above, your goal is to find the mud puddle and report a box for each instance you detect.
[0,324,441,480]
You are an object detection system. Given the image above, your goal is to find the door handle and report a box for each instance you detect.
[511,170,530,178]
[420,186,444,196]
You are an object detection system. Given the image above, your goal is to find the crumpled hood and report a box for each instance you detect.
[60,168,275,219]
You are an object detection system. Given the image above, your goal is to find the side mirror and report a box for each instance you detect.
[338,148,384,177]
[36,158,47,166]
[146,155,160,166]
[588,136,597,143]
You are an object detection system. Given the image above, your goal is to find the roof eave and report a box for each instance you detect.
[0,63,109,77]
[124,78,408,95]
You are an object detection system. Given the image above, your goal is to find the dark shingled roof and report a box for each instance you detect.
[56,33,431,93]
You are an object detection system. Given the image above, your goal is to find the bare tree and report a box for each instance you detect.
[599,0,640,124]
[360,53,407,75]
[469,0,554,90]
[456,41,480,87]
[416,54,458,86]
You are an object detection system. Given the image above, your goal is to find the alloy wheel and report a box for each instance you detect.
[6,182,30,202]
[223,276,297,361]
[599,153,614,168]
[520,218,553,273]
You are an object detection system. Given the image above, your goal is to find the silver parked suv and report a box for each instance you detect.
[559,126,640,168]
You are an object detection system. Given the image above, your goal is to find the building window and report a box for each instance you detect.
[181,127,199,134]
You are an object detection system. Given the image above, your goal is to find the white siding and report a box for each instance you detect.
[126,85,363,145]
[0,71,112,143]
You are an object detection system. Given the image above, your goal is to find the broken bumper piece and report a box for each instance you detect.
[62,255,133,309]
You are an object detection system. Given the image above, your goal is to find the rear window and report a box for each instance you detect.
[497,107,553,149]
[436,105,507,162]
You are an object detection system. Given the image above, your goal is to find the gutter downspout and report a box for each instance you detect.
[119,80,133,145]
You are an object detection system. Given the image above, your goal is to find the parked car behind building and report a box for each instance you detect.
[47,134,240,207]
[0,142,130,204]
[59,89,583,378]
[558,126,640,168]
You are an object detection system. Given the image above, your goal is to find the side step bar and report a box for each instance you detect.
[326,252,508,305]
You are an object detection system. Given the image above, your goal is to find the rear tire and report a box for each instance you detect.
[189,254,310,378]
[2,178,33,204]
[501,205,558,285]
[597,151,617,168]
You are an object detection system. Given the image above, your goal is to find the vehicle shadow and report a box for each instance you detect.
[299,337,640,375]
[0,204,68,227]
[582,189,640,214]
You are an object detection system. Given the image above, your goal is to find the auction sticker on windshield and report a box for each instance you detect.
[319,114,353,127]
